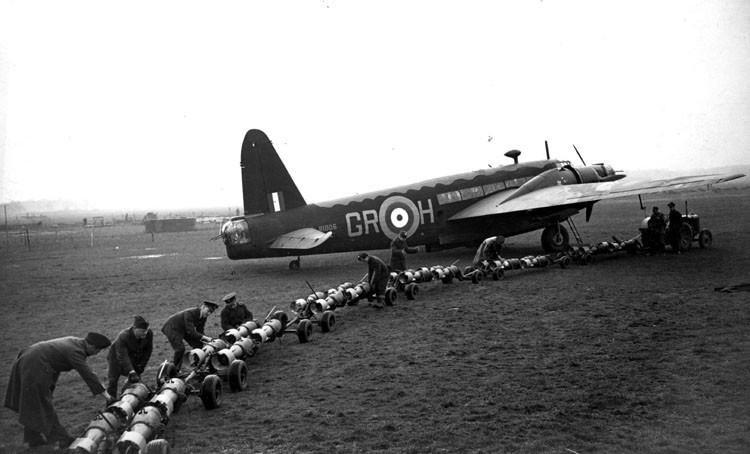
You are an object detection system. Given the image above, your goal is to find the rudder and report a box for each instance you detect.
[240,129,307,215]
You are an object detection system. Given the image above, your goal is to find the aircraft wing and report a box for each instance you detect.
[268,228,333,250]
[450,173,745,219]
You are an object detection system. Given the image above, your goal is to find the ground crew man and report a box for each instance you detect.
[389,230,419,272]
[219,292,254,331]
[161,300,218,371]
[106,315,153,398]
[4,332,113,449]
[472,235,505,267]
[666,201,684,253]
[647,206,666,254]
[358,252,390,308]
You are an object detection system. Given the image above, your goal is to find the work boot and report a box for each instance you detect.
[23,428,46,447]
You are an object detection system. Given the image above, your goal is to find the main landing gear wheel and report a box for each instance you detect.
[297,319,313,343]
[228,359,248,392]
[698,229,713,248]
[541,224,570,253]
[200,374,222,409]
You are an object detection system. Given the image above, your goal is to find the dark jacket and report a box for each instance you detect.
[389,236,418,271]
[4,337,104,434]
[220,303,253,331]
[161,307,207,349]
[107,327,153,375]
[668,209,683,232]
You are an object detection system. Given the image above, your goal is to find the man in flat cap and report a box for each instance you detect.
[161,300,218,371]
[106,315,154,398]
[219,292,254,332]
[4,333,114,449]
[357,252,390,308]
[666,201,684,253]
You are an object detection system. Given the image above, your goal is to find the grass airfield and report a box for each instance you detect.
[1,187,749,453]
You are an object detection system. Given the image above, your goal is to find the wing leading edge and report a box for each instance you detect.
[268,228,333,250]
[450,173,745,219]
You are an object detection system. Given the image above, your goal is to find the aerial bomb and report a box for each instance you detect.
[188,338,228,368]
[67,382,151,453]
[212,337,257,371]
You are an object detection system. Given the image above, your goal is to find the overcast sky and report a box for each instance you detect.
[1,0,748,211]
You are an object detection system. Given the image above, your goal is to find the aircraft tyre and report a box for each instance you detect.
[228,360,248,392]
[144,439,170,454]
[200,375,222,410]
[405,283,419,300]
[297,319,313,343]
[321,311,336,332]
[384,288,397,306]
[541,224,570,253]
[289,259,300,270]
[698,229,713,248]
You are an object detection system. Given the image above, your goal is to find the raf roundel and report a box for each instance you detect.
[378,196,420,240]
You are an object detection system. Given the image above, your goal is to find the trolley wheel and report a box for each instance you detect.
[228,360,248,392]
[558,255,571,268]
[321,311,336,333]
[144,439,170,454]
[581,253,593,266]
[471,270,483,284]
[384,287,397,306]
[289,259,300,270]
[405,283,419,300]
[698,229,713,249]
[492,268,504,281]
[200,374,222,409]
[297,319,313,343]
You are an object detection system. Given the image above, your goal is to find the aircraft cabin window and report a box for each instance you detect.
[437,191,462,205]
[460,186,484,201]
[483,182,507,195]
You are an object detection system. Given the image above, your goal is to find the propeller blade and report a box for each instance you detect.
[573,144,586,166]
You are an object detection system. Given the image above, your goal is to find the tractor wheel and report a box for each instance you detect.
[541,224,570,253]
[492,268,504,280]
[405,283,419,300]
[678,223,694,251]
[144,439,170,454]
[297,319,313,343]
[228,360,248,392]
[698,229,713,249]
[200,374,222,409]
[321,311,336,332]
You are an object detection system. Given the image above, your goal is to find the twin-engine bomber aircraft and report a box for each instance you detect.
[220,129,744,269]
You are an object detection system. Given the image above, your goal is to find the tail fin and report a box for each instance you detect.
[240,129,306,215]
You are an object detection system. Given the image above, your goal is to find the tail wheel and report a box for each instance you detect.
[200,374,222,409]
[698,229,713,248]
[228,360,248,392]
[297,319,313,343]
[384,288,397,306]
[541,224,570,253]
[405,283,419,300]
[321,311,336,332]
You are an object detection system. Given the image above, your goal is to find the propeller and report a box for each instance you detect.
[572,144,586,166]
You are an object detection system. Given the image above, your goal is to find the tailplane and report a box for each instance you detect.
[240,129,306,215]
